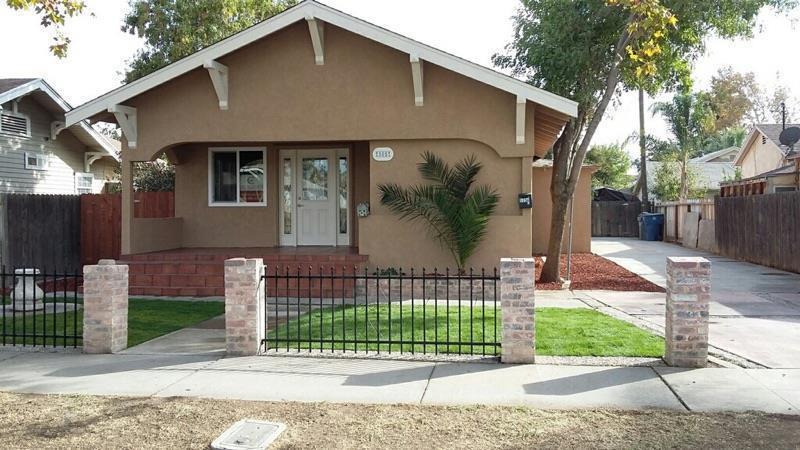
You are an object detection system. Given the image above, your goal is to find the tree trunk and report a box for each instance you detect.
[540,16,633,283]
[679,152,688,200]
[638,88,649,211]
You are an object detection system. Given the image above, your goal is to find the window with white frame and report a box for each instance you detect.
[75,173,94,194]
[0,111,30,137]
[24,152,46,170]
[208,147,266,206]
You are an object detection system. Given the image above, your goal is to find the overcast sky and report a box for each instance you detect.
[2,0,798,158]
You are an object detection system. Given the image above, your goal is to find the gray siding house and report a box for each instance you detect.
[0,78,118,194]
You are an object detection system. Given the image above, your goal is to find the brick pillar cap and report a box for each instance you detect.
[98,259,117,265]
[667,256,710,266]
[500,257,535,263]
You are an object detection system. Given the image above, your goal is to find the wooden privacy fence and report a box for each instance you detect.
[81,191,175,265]
[715,192,800,274]
[0,194,81,271]
[591,201,641,237]
[653,199,714,243]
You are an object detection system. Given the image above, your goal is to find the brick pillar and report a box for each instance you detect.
[83,259,129,354]
[500,258,536,364]
[665,256,711,368]
[224,258,265,356]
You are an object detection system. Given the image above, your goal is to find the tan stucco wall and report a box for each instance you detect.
[739,135,785,178]
[531,166,592,254]
[170,144,280,249]
[130,217,183,253]
[122,21,538,162]
[359,139,530,270]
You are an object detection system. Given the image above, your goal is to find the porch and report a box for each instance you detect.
[121,246,369,297]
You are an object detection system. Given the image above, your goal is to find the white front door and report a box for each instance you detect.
[297,150,337,245]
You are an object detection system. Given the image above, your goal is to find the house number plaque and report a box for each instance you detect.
[372,147,394,161]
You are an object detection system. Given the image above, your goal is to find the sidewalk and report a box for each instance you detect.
[0,352,797,414]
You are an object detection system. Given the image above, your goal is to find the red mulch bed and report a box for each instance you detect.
[534,253,665,292]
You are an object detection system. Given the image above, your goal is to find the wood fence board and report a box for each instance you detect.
[592,201,641,237]
[715,192,800,273]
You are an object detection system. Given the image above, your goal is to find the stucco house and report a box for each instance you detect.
[735,124,799,178]
[0,78,119,194]
[65,1,577,294]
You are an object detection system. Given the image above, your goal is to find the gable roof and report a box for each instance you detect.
[66,0,577,128]
[0,78,119,160]
[735,124,800,165]
[691,146,738,163]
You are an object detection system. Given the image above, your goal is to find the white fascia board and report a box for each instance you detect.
[0,79,119,159]
[66,0,577,127]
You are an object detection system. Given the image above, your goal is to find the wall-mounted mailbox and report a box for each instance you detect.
[518,193,532,209]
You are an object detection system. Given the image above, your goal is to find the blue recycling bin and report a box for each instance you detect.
[638,213,664,241]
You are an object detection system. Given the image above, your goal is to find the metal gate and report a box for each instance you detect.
[1,268,82,348]
[262,267,500,356]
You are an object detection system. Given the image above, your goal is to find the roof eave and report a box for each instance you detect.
[66,0,577,127]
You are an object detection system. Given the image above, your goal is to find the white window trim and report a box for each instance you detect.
[0,111,31,138]
[24,152,47,170]
[75,172,94,194]
[336,148,351,246]
[208,147,267,207]
[279,150,297,246]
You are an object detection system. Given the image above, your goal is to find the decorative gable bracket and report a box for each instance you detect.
[108,105,137,149]
[203,60,229,110]
[50,121,66,140]
[516,96,526,145]
[306,16,325,65]
[410,54,424,107]
[84,151,105,172]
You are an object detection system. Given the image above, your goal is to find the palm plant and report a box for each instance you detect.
[378,152,499,272]
[651,90,715,200]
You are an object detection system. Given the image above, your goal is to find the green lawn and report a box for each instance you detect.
[1,298,223,348]
[268,306,664,357]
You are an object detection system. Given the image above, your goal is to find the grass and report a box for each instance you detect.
[1,298,223,348]
[268,306,664,357]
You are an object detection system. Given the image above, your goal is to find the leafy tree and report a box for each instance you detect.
[585,143,635,189]
[122,0,297,81]
[652,158,707,201]
[378,152,499,272]
[651,89,716,200]
[700,125,747,154]
[495,0,792,282]
[5,0,87,57]
[747,81,796,124]
[133,158,175,192]
[708,67,756,130]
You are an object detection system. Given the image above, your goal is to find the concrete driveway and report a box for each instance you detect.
[591,238,800,369]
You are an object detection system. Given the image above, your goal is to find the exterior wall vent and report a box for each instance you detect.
[0,112,31,137]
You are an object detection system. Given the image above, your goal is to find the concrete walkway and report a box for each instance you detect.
[592,238,800,369]
[0,352,797,414]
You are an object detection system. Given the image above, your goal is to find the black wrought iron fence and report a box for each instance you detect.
[0,268,82,348]
[262,267,500,356]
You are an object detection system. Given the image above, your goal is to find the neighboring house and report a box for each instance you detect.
[734,124,799,178]
[65,0,578,274]
[645,156,736,200]
[0,78,119,194]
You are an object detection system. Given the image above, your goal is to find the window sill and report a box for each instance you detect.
[208,202,268,208]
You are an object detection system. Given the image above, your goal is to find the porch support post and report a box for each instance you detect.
[500,258,536,364]
[203,60,229,110]
[121,157,134,255]
[306,16,325,65]
[224,258,266,356]
[516,95,526,145]
[410,54,424,106]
